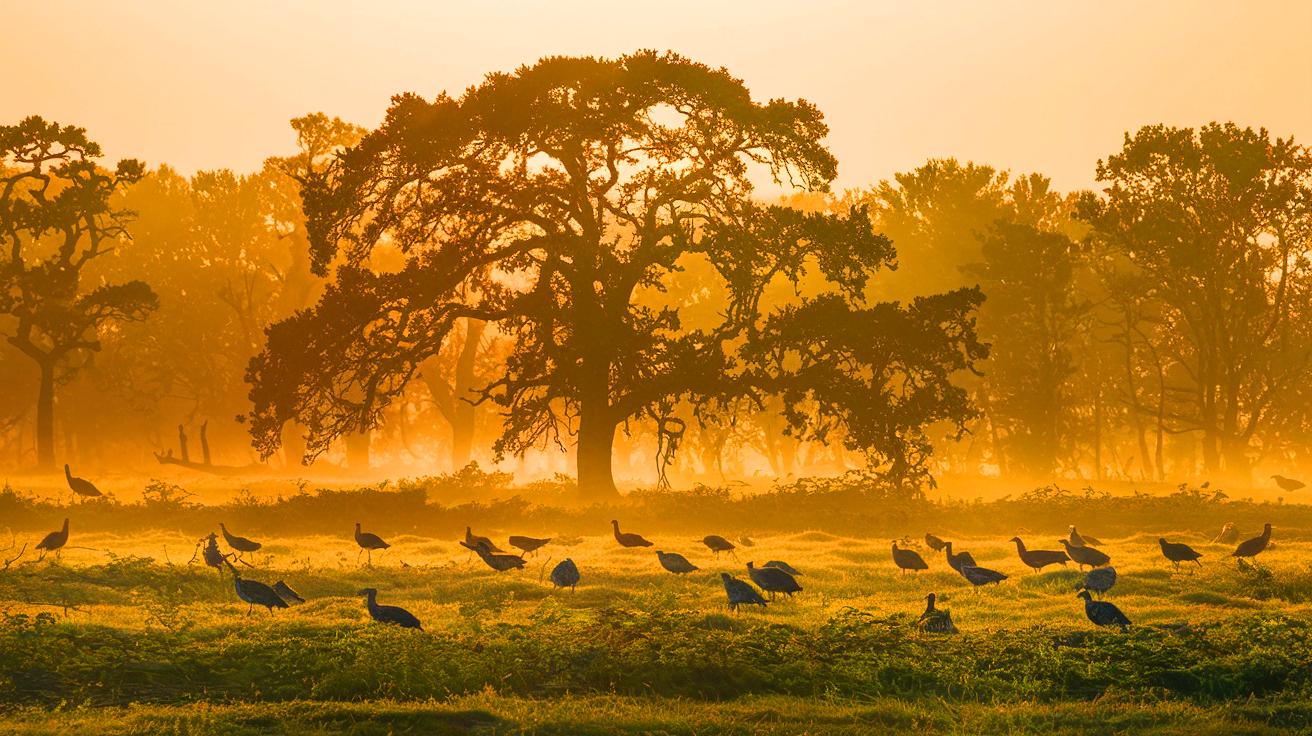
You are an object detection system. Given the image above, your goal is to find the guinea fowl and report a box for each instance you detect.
[273,581,305,605]
[354,523,390,566]
[201,532,226,572]
[1213,522,1238,544]
[1158,538,1203,570]
[1079,566,1117,598]
[508,535,550,556]
[701,535,736,557]
[358,588,422,629]
[64,464,102,501]
[747,561,802,599]
[924,533,947,552]
[720,572,768,612]
[1232,523,1272,559]
[763,560,802,576]
[225,561,288,615]
[1077,589,1130,631]
[891,542,929,574]
[1010,537,1069,572]
[918,593,958,634]
[1059,540,1111,569]
[550,559,580,591]
[655,550,699,575]
[219,523,262,559]
[611,520,653,548]
[35,519,69,561]
[1272,475,1305,492]
[1067,526,1103,547]
[943,542,977,573]
[462,540,526,571]
[958,564,1008,587]
[466,527,502,553]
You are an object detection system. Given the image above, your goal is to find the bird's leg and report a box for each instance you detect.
[357,548,364,566]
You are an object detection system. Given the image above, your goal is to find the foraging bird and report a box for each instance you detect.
[1213,522,1238,544]
[763,560,802,576]
[35,519,69,561]
[924,533,947,552]
[701,534,736,557]
[611,520,653,548]
[958,564,1008,587]
[1067,526,1103,547]
[358,588,422,629]
[655,550,699,575]
[219,523,262,559]
[508,535,550,556]
[354,522,390,566]
[1077,589,1130,632]
[1079,566,1117,598]
[465,527,502,553]
[1272,475,1305,492]
[201,532,225,572]
[918,593,958,634]
[1232,523,1272,559]
[224,561,288,615]
[720,572,768,612]
[462,540,526,571]
[550,558,580,591]
[273,581,305,605]
[64,464,102,501]
[737,535,756,547]
[943,542,977,574]
[1010,537,1069,572]
[1158,538,1203,570]
[746,561,802,599]
[1059,539,1111,570]
[891,542,929,574]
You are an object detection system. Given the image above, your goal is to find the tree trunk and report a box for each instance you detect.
[35,361,55,470]
[449,319,485,470]
[577,414,618,498]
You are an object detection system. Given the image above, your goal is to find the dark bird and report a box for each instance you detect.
[1272,475,1305,492]
[737,535,756,547]
[747,561,802,599]
[462,540,526,571]
[1079,566,1117,598]
[612,520,653,548]
[701,534,736,557]
[924,533,947,552]
[763,560,802,576]
[943,542,977,573]
[1010,537,1069,572]
[1077,589,1130,632]
[550,558,580,591]
[1213,522,1238,544]
[1067,526,1103,547]
[720,572,767,612]
[508,535,551,556]
[1059,539,1111,569]
[958,564,1008,587]
[655,550,699,574]
[354,522,390,566]
[358,587,422,629]
[1232,523,1272,559]
[35,519,69,561]
[201,532,225,572]
[273,580,305,605]
[1158,538,1203,570]
[466,527,503,553]
[64,464,102,501]
[891,542,929,574]
[219,523,262,559]
[225,561,288,615]
[918,593,958,634]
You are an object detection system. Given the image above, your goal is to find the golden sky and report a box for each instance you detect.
[4,1,1310,192]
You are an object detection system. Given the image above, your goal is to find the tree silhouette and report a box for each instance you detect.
[0,117,157,469]
[246,52,985,496]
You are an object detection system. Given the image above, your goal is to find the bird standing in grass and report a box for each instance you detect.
[944,542,977,574]
[463,541,527,571]
[1010,537,1069,572]
[612,520,653,548]
[1079,566,1117,598]
[891,542,929,574]
[1213,522,1238,544]
[1272,475,1305,492]
[746,561,802,600]
[273,581,305,605]
[1158,538,1203,570]
[201,532,226,572]
[924,533,947,552]
[958,564,1008,587]
[359,588,422,629]
[1059,539,1111,570]
[701,535,736,558]
[1232,523,1272,559]
[720,572,767,612]
[64,464,102,502]
[219,523,262,560]
[466,527,502,553]
[35,519,69,561]
[763,560,802,576]
[509,535,550,556]
[225,561,288,615]
[354,522,390,566]
[1077,589,1130,631]
[550,559,580,591]
[918,593,958,634]
[656,550,699,575]
[1067,526,1103,547]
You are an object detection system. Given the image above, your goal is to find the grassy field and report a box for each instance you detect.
[1,476,1311,734]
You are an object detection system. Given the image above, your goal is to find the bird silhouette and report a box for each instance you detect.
[1232,523,1272,559]
[64,464,102,502]
[1067,526,1103,547]
[550,559,580,591]
[219,523,262,560]
[958,564,1008,587]
[462,540,526,571]
[655,550,699,574]
[1079,566,1117,598]
[612,520,653,548]
[35,519,69,561]
[944,542,977,573]
[747,561,802,599]
[701,534,736,557]
[1077,589,1130,631]
[924,533,947,552]
[1272,475,1305,492]
[273,581,305,605]
[1010,537,1069,572]
[762,560,802,576]
[1059,539,1111,570]
[892,541,929,574]
[359,588,422,629]
[201,532,226,572]
[225,561,288,615]
[918,593,958,634]
[1213,522,1238,544]
[354,523,390,566]
[720,572,767,612]
[508,535,550,556]
[1158,538,1203,570]
[466,527,502,553]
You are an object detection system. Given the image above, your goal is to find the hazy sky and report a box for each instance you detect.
[4,1,1310,192]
